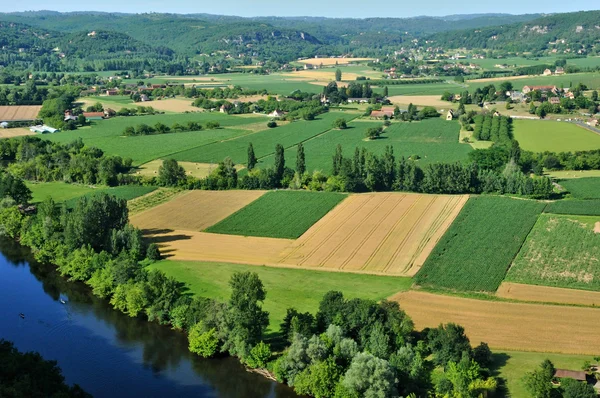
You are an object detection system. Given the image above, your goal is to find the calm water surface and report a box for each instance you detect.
[0,239,298,398]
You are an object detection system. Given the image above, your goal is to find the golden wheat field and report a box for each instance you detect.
[391,290,600,354]
[497,282,600,306]
[135,191,467,276]
[278,193,468,276]
[387,95,452,108]
[130,190,266,232]
[0,105,42,121]
[297,58,374,65]
[0,128,35,139]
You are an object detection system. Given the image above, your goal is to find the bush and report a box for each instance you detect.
[188,323,220,358]
[267,121,277,128]
[245,341,272,368]
[206,121,220,129]
[366,127,383,140]
[333,118,347,129]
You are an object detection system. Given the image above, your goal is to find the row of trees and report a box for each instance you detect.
[122,120,219,136]
[473,114,513,143]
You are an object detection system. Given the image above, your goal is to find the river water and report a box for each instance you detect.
[0,239,298,398]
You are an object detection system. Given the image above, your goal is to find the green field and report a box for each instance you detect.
[415,196,545,292]
[512,119,600,153]
[148,260,411,330]
[260,118,472,173]
[559,177,600,199]
[492,350,594,398]
[467,72,600,92]
[206,190,346,239]
[43,113,265,165]
[27,182,156,205]
[507,214,600,291]
[172,112,354,165]
[544,199,600,216]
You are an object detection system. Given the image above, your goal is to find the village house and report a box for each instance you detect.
[446,110,455,121]
[370,110,394,119]
[140,94,150,102]
[587,118,599,127]
[549,97,561,105]
[522,85,558,95]
[543,68,553,76]
[268,109,286,118]
[565,92,575,99]
[508,91,525,102]
[555,67,565,75]
[105,89,119,96]
[63,110,78,122]
[219,104,230,113]
[553,369,588,384]
[82,112,105,121]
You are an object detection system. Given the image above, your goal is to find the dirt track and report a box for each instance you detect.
[391,290,600,354]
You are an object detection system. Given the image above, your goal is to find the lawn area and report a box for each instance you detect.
[27,182,157,206]
[27,182,95,203]
[492,350,594,398]
[147,260,412,330]
[43,112,265,165]
[507,214,600,291]
[559,177,600,199]
[206,190,347,239]
[544,199,600,216]
[414,196,545,292]
[171,112,355,165]
[259,118,472,173]
[513,119,600,153]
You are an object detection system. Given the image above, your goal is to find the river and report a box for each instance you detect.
[0,238,299,398]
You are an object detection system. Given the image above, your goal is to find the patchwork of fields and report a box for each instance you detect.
[132,191,466,276]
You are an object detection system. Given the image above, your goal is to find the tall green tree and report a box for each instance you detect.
[524,359,555,398]
[274,143,285,183]
[296,143,306,175]
[157,158,186,187]
[247,143,257,170]
[332,144,343,175]
[335,69,342,82]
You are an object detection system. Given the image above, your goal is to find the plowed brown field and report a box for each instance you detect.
[137,192,467,276]
[0,105,41,121]
[391,290,600,354]
[497,282,600,306]
[278,193,468,276]
[130,190,266,232]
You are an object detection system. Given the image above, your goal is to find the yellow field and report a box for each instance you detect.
[283,70,362,81]
[0,105,41,121]
[135,160,246,179]
[466,75,532,83]
[297,58,373,65]
[391,290,600,354]
[497,282,600,306]
[134,98,197,113]
[136,192,467,277]
[0,128,35,139]
[279,193,468,276]
[130,190,266,232]
[388,95,452,108]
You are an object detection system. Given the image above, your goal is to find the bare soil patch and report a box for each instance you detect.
[595,222,600,234]
[497,282,600,306]
[388,95,451,108]
[0,105,42,121]
[134,98,197,113]
[0,128,36,139]
[391,290,600,354]
[466,75,533,83]
[135,160,246,179]
[130,190,266,232]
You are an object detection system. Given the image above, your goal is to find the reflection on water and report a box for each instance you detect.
[0,238,298,398]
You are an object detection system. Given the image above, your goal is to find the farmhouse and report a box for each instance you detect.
[348,98,369,104]
[587,119,599,127]
[522,85,558,95]
[446,110,455,121]
[549,97,561,105]
[105,89,119,96]
[140,94,150,102]
[555,67,565,74]
[554,369,588,383]
[29,125,59,134]
[63,110,78,122]
[82,112,105,120]
[543,68,553,76]
[508,91,525,102]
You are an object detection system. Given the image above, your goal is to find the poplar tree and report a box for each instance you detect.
[247,143,257,170]
[296,143,306,175]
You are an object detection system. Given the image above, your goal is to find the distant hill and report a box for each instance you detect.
[427,11,600,53]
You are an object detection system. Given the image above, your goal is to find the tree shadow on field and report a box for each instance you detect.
[489,352,511,397]
[148,234,193,244]
[141,228,175,235]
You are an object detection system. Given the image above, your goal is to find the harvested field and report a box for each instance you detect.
[497,282,600,306]
[130,190,266,232]
[0,128,35,139]
[297,58,373,65]
[279,193,468,276]
[283,71,362,81]
[131,98,197,113]
[138,192,466,276]
[466,75,531,83]
[0,105,41,121]
[135,160,245,179]
[391,290,600,354]
[387,95,452,108]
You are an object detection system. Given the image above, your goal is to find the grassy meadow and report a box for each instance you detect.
[206,191,347,239]
[544,199,600,216]
[43,112,265,165]
[147,260,412,330]
[559,177,600,199]
[415,196,545,292]
[507,214,600,291]
[171,112,354,165]
[512,119,600,152]
[260,118,472,173]
[27,182,156,205]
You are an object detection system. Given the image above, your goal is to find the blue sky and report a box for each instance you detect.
[4,0,597,18]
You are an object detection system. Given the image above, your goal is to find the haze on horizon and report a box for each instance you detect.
[3,0,598,19]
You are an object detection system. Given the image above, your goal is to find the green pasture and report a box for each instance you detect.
[467,72,600,92]
[147,260,411,330]
[512,119,600,153]
[507,213,600,291]
[206,191,347,239]
[559,177,600,199]
[415,196,545,292]
[260,118,471,173]
[172,112,353,165]
[43,112,265,165]
[544,199,600,216]
[27,182,156,205]
[384,83,464,96]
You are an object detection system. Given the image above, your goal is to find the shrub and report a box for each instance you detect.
[267,121,277,128]
[146,243,161,261]
[188,323,220,358]
[245,341,272,369]
[206,121,220,129]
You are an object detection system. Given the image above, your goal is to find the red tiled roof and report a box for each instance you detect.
[82,112,104,118]
[555,369,587,381]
